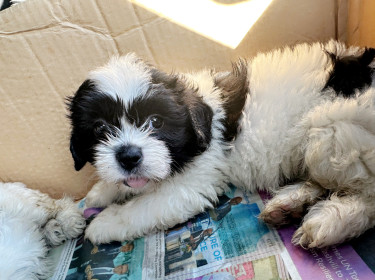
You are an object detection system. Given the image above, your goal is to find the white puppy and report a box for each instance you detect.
[68,40,375,248]
[0,182,86,279]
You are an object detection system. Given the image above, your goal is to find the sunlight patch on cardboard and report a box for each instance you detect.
[133,0,273,49]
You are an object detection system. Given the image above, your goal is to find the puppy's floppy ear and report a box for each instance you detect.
[184,93,213,152]
[69,132,89,171]
[150,67,213,152]
[66,80,97,171]
[214,59,249,141]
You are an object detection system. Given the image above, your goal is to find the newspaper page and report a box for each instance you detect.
[257,192,375,280]
[61,236,144,280]
[189,254,290,280]
[50,239,78,280]
[142,187,292,279]
[49,185,374,280]
[277,226,375,280]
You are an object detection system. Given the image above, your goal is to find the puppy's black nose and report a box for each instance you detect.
[116,145,143,171]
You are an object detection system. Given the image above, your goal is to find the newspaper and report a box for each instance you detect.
[142,187,289,279]
[277,226,375,280]
[49,185,374,280]
[257,192,375,280]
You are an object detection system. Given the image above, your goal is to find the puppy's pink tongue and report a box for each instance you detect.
[126,178,149,189]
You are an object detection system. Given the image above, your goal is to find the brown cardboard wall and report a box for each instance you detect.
[0,0,343,198]
[347,0,375,48]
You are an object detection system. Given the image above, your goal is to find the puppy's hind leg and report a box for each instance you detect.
[293,95,375,247]
[259,182,327,226]
[292,194,375,248]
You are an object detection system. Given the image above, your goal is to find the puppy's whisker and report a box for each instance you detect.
[135,107,140,126]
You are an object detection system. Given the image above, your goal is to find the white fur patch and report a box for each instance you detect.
[88,53,153,106]
[0,182,85,279]
[94,120,172,185]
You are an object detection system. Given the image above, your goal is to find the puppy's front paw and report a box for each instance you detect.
[43,197,86,246]
[84,205,131,244]
[85,182,117,208]
[56,198,86,239]
[44,216,85,247]
[43,219,68,246]
[85,220,112,244]
[86,191,107,208]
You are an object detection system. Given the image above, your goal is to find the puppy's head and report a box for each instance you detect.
[67,54,213,189]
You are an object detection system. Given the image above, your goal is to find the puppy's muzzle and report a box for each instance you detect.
[116,145,143,172]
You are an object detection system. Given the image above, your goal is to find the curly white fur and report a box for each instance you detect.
[239,41,375,248]
[0,182,86,279]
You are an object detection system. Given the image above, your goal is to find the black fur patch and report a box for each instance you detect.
[0,0,11,11]
[127,69,213,173]
[67,80,124,171]
[214,59,249,141]
[324,48,375,97]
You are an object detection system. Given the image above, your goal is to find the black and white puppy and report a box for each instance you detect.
[68,40,375,248]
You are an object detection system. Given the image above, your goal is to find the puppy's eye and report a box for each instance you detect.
[93,120,107,136]
[149,115,164,129]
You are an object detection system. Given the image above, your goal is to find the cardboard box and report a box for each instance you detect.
[0,0,349,198]
[347,0,375,47]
